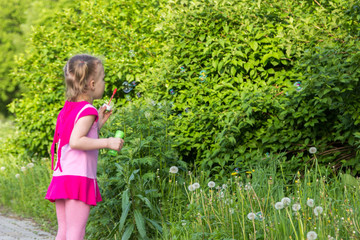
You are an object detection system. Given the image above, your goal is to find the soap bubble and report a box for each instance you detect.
[293,81,302,92]
[199,70,207,82]
[122,81,133,93]
[255,212,264,221]
[169,89,175,95]
[129,50,135,57]
[125,95,132,101]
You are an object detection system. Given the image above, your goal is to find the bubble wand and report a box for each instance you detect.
[108,88,117,105]
[103,88,117,111]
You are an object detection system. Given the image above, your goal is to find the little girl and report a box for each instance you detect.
[45,54,124,240]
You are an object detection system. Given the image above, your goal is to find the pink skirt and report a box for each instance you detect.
[45,175,102,206]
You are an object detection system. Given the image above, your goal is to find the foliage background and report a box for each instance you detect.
[6,0,360,174]
[0,0,74,117]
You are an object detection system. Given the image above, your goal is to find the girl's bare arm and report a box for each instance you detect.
[69,115,122,151]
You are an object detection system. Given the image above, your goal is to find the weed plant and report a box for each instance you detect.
[1,109,360,239]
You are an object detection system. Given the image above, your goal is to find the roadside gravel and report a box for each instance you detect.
[0,212,54,240]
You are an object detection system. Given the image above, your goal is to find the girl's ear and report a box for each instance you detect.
[90,79,96,90]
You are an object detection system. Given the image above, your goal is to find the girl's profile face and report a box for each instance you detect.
[93,64,105,99]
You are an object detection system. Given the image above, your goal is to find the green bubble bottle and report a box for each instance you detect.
[108,130,124,156]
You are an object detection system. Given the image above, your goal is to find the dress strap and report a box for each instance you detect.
[53,104,96,172]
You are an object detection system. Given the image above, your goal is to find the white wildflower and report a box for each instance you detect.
[309,147,317,154]
[15,174,20,179]
[169,166,178,174]
[0,167,5,171]
[275,202,284,210]
[188,184,195,191]
[292,203,301,211]
[208,181,215,188]
[27,163,34,169]
[219,192,224,198]
[193,183,200,189]
[307,231,318,240]
[244,184,250,191]
[181,220,186,226]
[281,197,291,206]
[20,167,26,172]
[314,206,323,216]
[307,199,315,207]
[222,184,227,189]
[247,212,256,220]
[144,112,151,120]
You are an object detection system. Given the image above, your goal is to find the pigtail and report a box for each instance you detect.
[74,60,89,91]
[63,54,102,101]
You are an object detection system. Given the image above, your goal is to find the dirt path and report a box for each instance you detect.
[0,212,54,240]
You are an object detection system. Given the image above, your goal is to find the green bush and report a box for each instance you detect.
[140,0,360,175]
[9,0,164,157]
[8,0,360,174]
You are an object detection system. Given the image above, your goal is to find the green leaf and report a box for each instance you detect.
[249,41,258,51]
[136,195,158,215]
[134,210,147,238]
[144,217,163,233]
[119,202,131,233]
[122,189,130,211]
[121,223,134,240]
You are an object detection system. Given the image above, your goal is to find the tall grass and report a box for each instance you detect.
[159,155,360,239]
[1,119,360,239]
[0,119,56,232]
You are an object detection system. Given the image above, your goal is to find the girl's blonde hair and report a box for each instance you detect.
[63,54,102,101]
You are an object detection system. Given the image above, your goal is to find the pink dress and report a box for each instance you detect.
[45,101,102,206]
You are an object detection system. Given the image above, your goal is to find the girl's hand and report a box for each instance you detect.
[98,105,112,130]
[107,137,124,151]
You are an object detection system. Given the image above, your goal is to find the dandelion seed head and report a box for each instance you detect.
[309,147,317,154]
[208,181,215,188]
[222,184,227,189]
[307,199,315,207]
[20,167,26,172]
[247,212,256,220]
[169,166,179,174]
[0,167,5,171]
[15,174,20,178]
[314,206,323,216]
[193,183,200,189]
[281,197,291,206]
[307,231,318,240]
[292,203,301,211]
[275,202,284,210]
[188,184,196,191]
[27,163,34,168]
